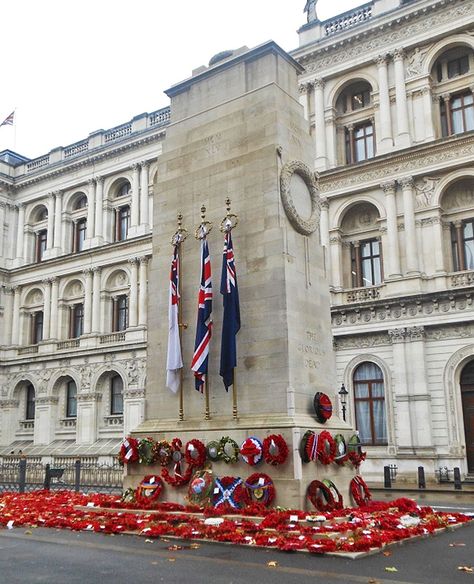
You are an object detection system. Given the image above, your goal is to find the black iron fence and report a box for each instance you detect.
[0,458,123,494]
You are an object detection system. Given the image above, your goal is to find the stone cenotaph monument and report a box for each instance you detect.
[128,41,355,509]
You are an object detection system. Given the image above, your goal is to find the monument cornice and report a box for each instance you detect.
[319,132,474,196]
[293,0,471,75]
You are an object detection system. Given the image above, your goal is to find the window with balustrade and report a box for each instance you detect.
[73,218,87,252]
[451,219,474,272]
[350,239,383,287]
[69,303,84,338]
[431,46,474,138]
[66,380,77,418]
[110,375,123,415]
[68,192,88,253]
[25,384,35,420]
[353,362,387,446]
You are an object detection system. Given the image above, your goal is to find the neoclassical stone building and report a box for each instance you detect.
[0,108,169,461]
[294,0,474,480]
[0,0,473,481]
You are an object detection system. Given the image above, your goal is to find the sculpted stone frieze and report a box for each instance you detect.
[297,0,471,74]
[333,332,390,350]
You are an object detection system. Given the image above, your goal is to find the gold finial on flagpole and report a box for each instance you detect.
[171,212,188,246]
[220,198,239,233]
[195,204,213,240]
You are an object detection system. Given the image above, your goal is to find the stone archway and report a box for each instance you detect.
[460,360,474,473]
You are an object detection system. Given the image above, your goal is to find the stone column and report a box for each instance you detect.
[139,162,149,228]
[298,82,310,122]
[130,163,140,229]
[0,202,5,259]
[329,231,343,289]
[83,268,93,334]
[138,256,148,326]
[128,257,139,327]
[325,110,337,168]
[375,55,393,151]
[18,307,27,346]
[87,178,96,239]
[400,176,419,274]
[422,85,435,141]
[16,203,25,262]
[11,285,21,345]
[381,180,401,277]
[319,199,331,282]
[94,176,104,239]
[431,216,445,273]
[389,328,413,449]
[406,326,433,448]
[393,49,411,148]
[53,190,63,251]
[92,266,101,333]
[42,278,51,339]
[50,277,59,339]
[312,79,328,170]
[46,194,55,250]
[3,286,13,345]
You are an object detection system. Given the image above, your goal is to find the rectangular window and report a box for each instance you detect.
[346,122,375,164]
[66,380,77,418]
[112,295,128,332]
[73,219,87,252]
[70,303,84,338]
[26,384,35,420]
[110,375,123,415]
[447,55,469,79]
[443,92,474,136]
[452,219,474,271]
[115,206,130,242]
[351,239,383,288]
[31,311,44,344]
[36,230,47,262]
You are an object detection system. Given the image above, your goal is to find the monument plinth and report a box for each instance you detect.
[129,41,355,509]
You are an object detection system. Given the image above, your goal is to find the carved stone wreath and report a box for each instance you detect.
[280,160,320,236]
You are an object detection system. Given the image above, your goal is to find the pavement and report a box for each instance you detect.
[0,499,473,584]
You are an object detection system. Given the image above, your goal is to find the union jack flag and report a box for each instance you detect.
[0,111,14,127]
[166,245,183,393]
[191,239,213,392]
[219,231,240,390]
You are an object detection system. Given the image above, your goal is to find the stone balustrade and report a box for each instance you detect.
[324,3,372,36]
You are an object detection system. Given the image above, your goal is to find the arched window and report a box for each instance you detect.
[66,380,77,418]
[441,178,474,272]
[110,375,123,415]
[353,362,387,445]
[73,195,88,211]
[25,384,35,420]
[116,182,131,198]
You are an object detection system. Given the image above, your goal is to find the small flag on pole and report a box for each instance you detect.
[166,245,183,393]
[191,239,213,392]
[219,231,241,390]
[0,111,14,127]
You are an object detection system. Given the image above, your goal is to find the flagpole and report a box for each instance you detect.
[194,204,213,421]
[220,198,240,420]
[171,213,188,421]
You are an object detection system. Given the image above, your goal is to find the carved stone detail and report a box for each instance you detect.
[77,392,102,402]
[279,160,320,236]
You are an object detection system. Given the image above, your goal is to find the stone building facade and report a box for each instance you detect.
[0,0,473,481]
[293,0,474,480]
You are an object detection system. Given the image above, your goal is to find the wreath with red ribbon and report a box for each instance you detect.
[317,431,336,465]
[262,434,289,466]
[350,475,372,507]
[347,450,367,468]
[244,473,276,507]
[239,437,263,466]
[138,437,156,465]
[301,430,319,463]
[118,437,139,465]
[322,479,343,510]
[212,476,250,510]
[135,475,163,506]
[184,439,207,467]
[313,392,333,424]
[307,480,337,512]
[161,438,192,487]
[153,440,173,467]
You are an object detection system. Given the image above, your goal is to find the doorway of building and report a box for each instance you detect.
[460,360,474,473]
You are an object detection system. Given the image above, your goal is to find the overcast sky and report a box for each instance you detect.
[0,0,365,159]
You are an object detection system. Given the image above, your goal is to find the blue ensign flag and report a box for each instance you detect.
[219,231,241,390]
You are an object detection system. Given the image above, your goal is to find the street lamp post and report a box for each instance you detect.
[338,383,348,422]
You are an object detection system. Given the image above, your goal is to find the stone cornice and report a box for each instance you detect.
[8,131,165,191]
[320,132,474,195]
[331,286,474,329]
[293,0,471,75]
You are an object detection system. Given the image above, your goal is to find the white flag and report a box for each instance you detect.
[166,246,183,393]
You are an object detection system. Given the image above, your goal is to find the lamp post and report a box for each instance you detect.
[339,383,348,422]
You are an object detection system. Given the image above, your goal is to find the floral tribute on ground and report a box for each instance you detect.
[0,491,470,556]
